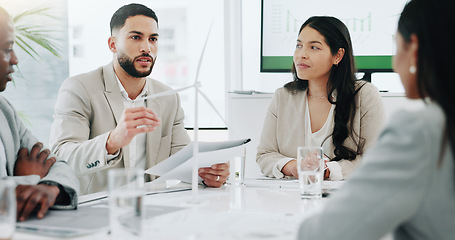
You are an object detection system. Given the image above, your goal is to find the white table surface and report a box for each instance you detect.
[12,181,333,240]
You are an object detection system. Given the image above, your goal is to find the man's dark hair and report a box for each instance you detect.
[110,3,158,35]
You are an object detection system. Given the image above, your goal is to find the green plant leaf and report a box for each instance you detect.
[12,7,61,60]
[13,7,57,23]
[15,35,40,60]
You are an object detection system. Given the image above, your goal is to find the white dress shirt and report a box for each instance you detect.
[106,75,148,170]
[273,94,344,180]
[304,99,335,149]
[304,100,343,180]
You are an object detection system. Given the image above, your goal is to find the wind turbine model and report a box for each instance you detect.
[135,23,227,203]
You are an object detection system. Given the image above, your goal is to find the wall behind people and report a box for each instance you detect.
[0,0,69,144]
[240,0,407,94]
[229,1,423,165]
[68,0,227,128]
[1,0,229,146]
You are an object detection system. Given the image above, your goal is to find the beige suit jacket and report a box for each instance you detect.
[50,63,190,195]
[256,81,385,180]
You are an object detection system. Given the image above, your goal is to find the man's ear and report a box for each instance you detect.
[108,36,117,53]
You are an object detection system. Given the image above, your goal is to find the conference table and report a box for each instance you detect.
[12,179,339,240]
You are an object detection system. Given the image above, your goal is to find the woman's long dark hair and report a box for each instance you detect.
[285,16,364,162]
[398,0,455,166]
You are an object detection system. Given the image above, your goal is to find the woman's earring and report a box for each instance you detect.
[409,65,417,74]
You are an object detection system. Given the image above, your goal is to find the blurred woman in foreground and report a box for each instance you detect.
[298,0,455,239]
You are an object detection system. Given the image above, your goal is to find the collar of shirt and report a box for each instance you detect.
[115,74,149,105]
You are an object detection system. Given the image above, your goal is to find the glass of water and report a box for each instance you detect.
[0,178,15,240]
[108,168,145,239]
[297,146,324,199]
[227,146,246,186]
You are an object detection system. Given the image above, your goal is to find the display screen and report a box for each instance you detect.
[261,0,410,72]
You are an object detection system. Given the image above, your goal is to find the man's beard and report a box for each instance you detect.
[117,51,155,78]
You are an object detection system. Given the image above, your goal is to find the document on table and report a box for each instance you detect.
[145,138,250,183]
[244,177,345,191]
[16,204,110,237]
[244,177,300,189]
[16,203,187,238]
[78,180,193,205]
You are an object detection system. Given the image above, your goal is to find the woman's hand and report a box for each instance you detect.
[282,160,298,178]
[198,162,230,188]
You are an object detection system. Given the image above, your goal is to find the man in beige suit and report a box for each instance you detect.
[49,4,228,195]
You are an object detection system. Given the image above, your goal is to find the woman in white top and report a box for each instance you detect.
[256,16,385,180]
[298,0,455,239]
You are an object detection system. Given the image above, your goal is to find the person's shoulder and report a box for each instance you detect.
[355,80,382,103]
[0,95,8,104]
[274,86,304,99]
[273,87,286,98]
[390,102,444,132]
[58,65,109,95]
[380,102,445,162]
[275,86,287,94]
[0,95,14,112]
[356,80,379,95]
[408,102,444,125]
[0,96,19,123]
[147,78,182,105]
[64,65,106,85]
[148,78,173,92]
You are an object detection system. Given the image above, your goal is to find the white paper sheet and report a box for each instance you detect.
[16,203,187,238]
[244,177,345,191]
[16,204,110,237]
[145,139,250,183]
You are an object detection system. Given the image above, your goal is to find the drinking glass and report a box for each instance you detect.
[227,146,246,185]
[108,168,145,239]
[297,146,324,199]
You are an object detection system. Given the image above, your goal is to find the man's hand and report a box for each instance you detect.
[282,160,298,178]
[14,142,56,179]
[106,107,160,154]
[15,184,60,221]
[198,163,230,188]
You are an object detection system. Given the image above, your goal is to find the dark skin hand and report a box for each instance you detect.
[198,163,230,188]
[15,184,60,221]
[14,142,56,178]
[13,142,61,221]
